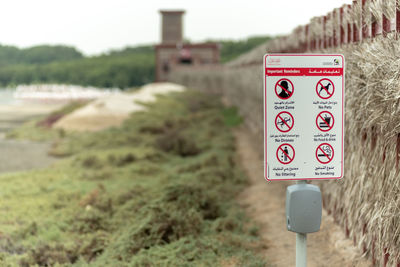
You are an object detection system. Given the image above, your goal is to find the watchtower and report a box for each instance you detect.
[155,10,220,82]
[160,10,185,44]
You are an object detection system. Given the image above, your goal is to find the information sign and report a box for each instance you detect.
[264,54,345,180]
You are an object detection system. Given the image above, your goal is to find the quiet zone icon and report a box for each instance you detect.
[276,143,295,164]
[275,78,294,99]
[316,78,334,99]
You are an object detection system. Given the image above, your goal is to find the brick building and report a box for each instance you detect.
[155,10,220,82]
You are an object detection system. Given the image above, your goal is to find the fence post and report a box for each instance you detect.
[305,24,309,51]
[397,0,400,33]
[382,0,396,36]
[318,17,323,49]
[371,0,383,37]
[340,7,346,45]
[333,10,338,47]
[329,12,333,47]
[383,9,391,36]
[323,16,328,48]
[353,1,361,42]
[348,5,353,43]
[362,0,370,39]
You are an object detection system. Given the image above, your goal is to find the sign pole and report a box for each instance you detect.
[296,180,307,267]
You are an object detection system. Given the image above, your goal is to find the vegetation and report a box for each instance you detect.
[214,36,272,63]
[0,45,154,89]
[0,36,270,89]
[2,90,265,266]
[0,45,83,66]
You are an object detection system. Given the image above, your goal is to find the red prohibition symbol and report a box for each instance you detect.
[316,111,334,132]
[275,111,294,132]
[315,143,334,164]
[316,78,335,99]
[275,78,294,100]
[276,143,295,164]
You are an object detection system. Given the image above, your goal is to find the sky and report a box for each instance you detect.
[0,0,352,55]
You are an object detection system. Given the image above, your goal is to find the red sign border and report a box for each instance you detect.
[315,143,334,164]
[275,78,294,100]
[276,143,295,165]
[264,54,345,181]
[275,111,294,133]
[316,78,335,99]
[316,111,335,132]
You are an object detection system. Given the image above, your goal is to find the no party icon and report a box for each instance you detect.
[315,143,334,164]
[275,111,294,132]
[276,143,295,164]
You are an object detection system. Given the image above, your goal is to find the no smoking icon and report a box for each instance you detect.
[315,143,334,164]
[276,143,295,164]
[316,111,334,132]
[316,78,334,99]
[275,111,294,132]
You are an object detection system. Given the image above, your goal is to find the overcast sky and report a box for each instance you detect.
[0,0,352,55]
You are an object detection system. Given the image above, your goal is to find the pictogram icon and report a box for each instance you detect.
[316,78,334,99]
[276,143,295,164]
[316,111,334,132]
[275,78,294,100]
[275,111,294,132]
[315,143,334,164]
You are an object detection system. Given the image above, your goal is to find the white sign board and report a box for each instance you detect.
[264,54,345,181]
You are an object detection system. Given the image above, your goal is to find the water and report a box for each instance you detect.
[0,89,19,105]
[0,89,64,134]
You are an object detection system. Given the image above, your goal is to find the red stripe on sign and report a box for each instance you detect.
[266,67,343,76]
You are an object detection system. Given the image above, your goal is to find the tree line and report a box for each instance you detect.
[0,36,270,89]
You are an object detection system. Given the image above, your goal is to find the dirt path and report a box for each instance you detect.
[235,127,371,267]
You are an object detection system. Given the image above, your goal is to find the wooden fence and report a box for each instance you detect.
[268,0,399,53]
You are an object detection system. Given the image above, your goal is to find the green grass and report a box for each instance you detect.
[222,107,243,127]
[0,90,265,266]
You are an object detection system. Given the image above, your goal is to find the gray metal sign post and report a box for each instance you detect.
[296,230,307,267]
[287,180,322,267]
[296,180,307,267]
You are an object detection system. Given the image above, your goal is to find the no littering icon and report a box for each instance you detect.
[276,143,295,164]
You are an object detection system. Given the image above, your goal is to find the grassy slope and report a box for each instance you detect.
[1,91,265,266]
